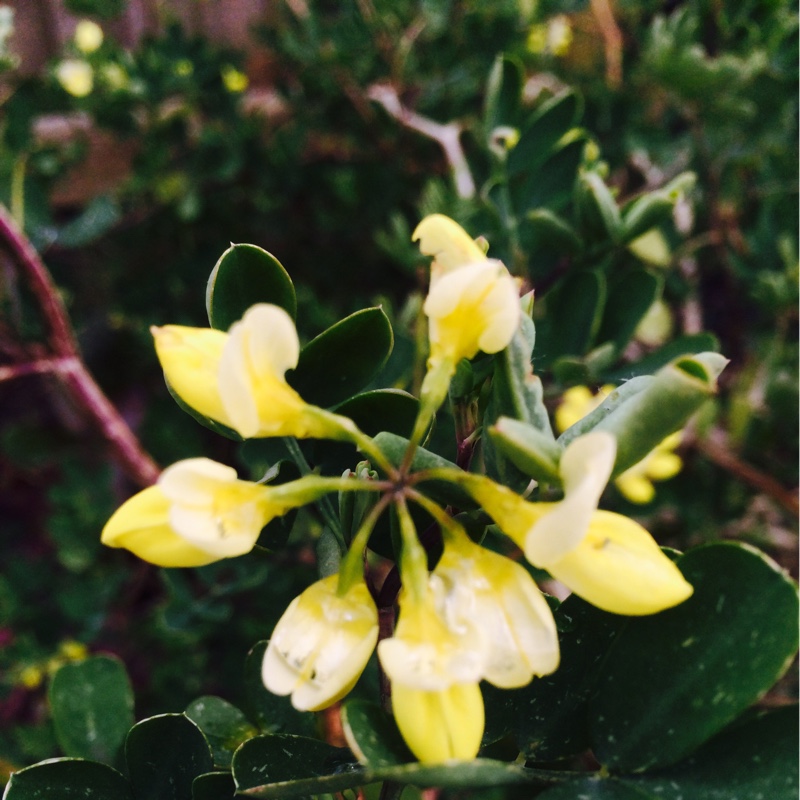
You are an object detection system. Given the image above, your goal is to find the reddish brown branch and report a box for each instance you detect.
[0,204,160,487]
[590,0,623,88]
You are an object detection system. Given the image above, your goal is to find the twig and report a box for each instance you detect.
[590,0,623,89]
[0,203,160,488]
[367,83,476,199]
[0,356,79,383]
[691,427,799,518]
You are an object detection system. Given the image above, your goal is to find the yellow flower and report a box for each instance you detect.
[221,65,249,93]
[101,457,285,567]
[262,575,378,711]
[378,587,485,762]
[465,433,693,616]
[615,431,683,504]
[413,214,520,370]
[152,304,338,440]
[55,59,93,97]
[59,640,88,661]
[555,384,613,433]
[431,532,559,688]
[74,20,103,54]
[556,385,683,503]
[19,665,44,690]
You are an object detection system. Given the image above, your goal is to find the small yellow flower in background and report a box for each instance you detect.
[555,384,613,433]
[102,457,287,567]
[262,575,378,711]
[55,59,93,97]
[101,62,129,91]
[73,20,103,54]
[431,530,559,688]
[526,15,573,56]
[556,385,684,503]
[413,214,520,371]
[173,58,194,77]
[615,431,683,504]
[221,64,249,93]
[58,640,88,661]
[19,665,43,690]
[152,304,336,441]
[466,432,693,616]
[378,586,485,762]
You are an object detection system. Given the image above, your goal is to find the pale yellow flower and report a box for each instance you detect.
[413,214,520,370]
[555,384,613,433]
[378,586,486,762]
[152,304,336,441]
[465,433,693,616]
[431,532,559,688]
[55,59,93,97]
[74,20,103,54]
[101,457,286,567]
[262,575,378,711]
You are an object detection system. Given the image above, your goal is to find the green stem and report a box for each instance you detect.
[10,153,27,228]
[283,437,347,549]
[337,492,392,597]
[394,496,429,601]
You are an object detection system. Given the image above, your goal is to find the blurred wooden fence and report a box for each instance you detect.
[8,0,274,75]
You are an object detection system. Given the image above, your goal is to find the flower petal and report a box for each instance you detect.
[392,682,484,763]
[413,214,487,279]
[101,486,218,568]
[546,510,693,615]
[525,431,617,565]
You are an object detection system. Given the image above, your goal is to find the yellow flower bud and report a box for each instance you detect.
[19,665,43,690]
[413,215,520,369]
[101,457,284,567]
[55,59,93,98]
[262,575,378,711]
[74,20,103,54]
[59,640,88,661]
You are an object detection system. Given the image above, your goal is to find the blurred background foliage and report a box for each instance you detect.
[0,0,796,782]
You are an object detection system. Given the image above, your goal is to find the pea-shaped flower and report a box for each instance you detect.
[431,532,559,689]
[413,214,520,371]
[152,304,343,441]
[466,432,693,615]
[101,458,288,567]
[378,587,485,763]
[262,575,379,711]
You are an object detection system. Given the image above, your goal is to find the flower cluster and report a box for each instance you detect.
[101,214,694,764]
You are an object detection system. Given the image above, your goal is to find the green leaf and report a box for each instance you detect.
[591,353,724,476]
[597,270,663,354]
[508,91,583,178]
[524,209,583,255]
[602,332,719,381]
[620,172,696,245]
[184,696,258,769]
[484,317,555,492]
[288,307,393,408]
[48,655,134,767]
[165,379,244,441]
[505,595,626,761]
[232,734,556,798]
[537,269,607,363]
[242,641,316,737]
[373,432,477,510]
[576,172,622,243]
[192,771,236,800]
[537,778,657,799]
[206,243,296,331]
[488,417,563,485]
[126,714,214,800]
[589,543,800,771]
[516,136,587,213]
[232,734,355,797]
[340,699,414,767]
[634,707,799,799]
[3,759,131,800]
[484,54,522,134]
